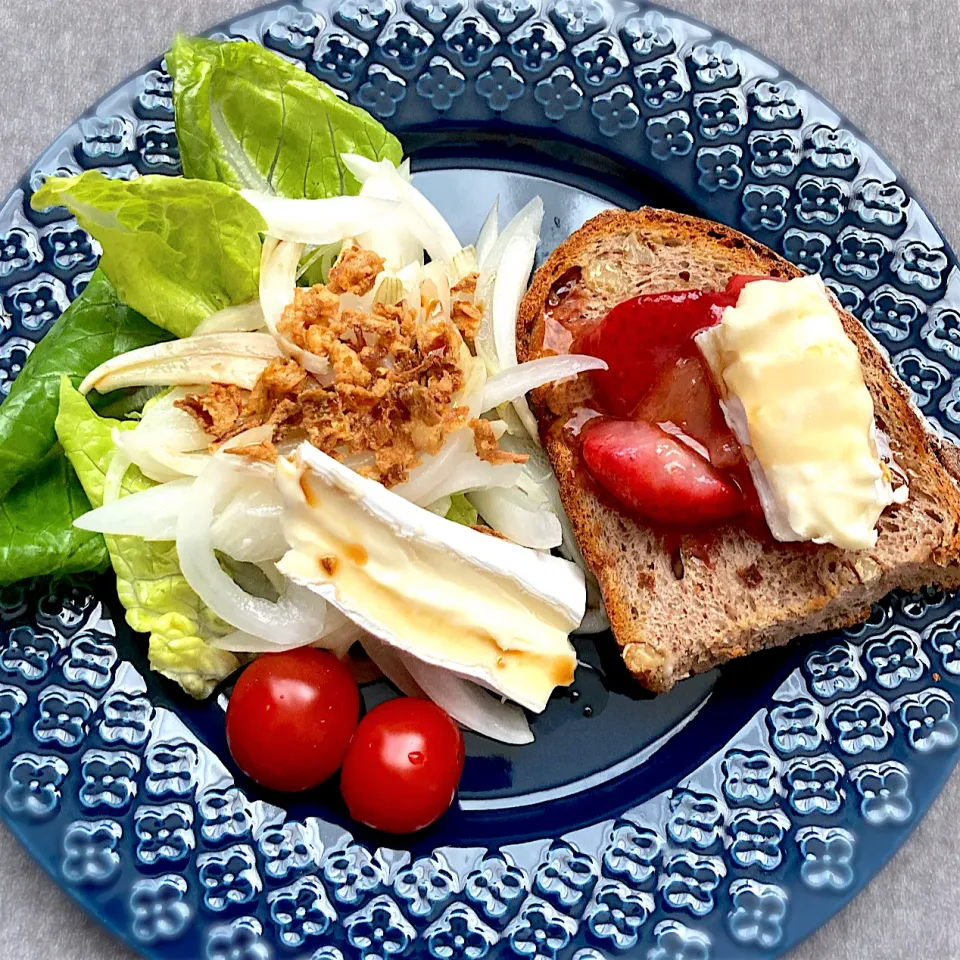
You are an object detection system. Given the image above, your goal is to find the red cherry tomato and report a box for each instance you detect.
[582,419,744,526]
[226,648,360,793]
[340,698,465,834]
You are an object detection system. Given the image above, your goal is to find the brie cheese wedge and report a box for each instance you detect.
[696,275,906,551]
[275,443,582,712]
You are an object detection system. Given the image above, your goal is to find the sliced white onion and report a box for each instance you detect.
[361,634,425,698]
[337,291,376,317]
[210,481,287,563]
[193,301,266,335]
[475,198,543,379]
[211,606,364,656]
[341,154,462,264]
[414,454,524,507]
[398,652,534,744]
[320,608,367,659]
[75,477,193,539]
[389,354,486,505]
[112,428,193,484]
[449,246,478,287]
[476,198,499,270]
[260,237,332,378]
[103,449,132,506]
[241,191,400,245]
[482,355,608,413]
[116,435,209,482]
[177,456,328,643]
[260,236,301,333]
[492,239,540,440]
[257,560,287,594]
[79,333,282,394]
[425,495,452,517]
[511,403,539,448]
[476,197,543,321]
[467,487,562,549]
[357,178,424,271]
[390,429,473,506]
[138,388,212,448]
[423,260,451,318]
[114,389,215,481]
[210,629,296,654]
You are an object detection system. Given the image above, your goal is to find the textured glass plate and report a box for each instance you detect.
[1,2,959,959]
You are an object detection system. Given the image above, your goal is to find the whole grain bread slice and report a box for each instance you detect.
[517,207,960,693]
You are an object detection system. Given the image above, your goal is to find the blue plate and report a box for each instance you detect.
[1,2,959,958]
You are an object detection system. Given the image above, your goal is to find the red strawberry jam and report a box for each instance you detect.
[549,275,779,527]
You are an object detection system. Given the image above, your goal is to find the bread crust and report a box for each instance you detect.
[517,208,960,692]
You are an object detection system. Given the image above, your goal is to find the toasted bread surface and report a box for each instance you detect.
[517,208,960,692]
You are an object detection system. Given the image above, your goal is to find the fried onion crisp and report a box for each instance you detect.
[452,300,483,341]
[175,384,246,439]
[451,272,479,297]
[225,440,278,463]
[178,248,519,483]
[327,245,385,296]
[450,272,483,341]
[470,418,529,466]
[178,248,523,484]
[277,285,339,350]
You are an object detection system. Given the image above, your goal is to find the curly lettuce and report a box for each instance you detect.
[55,379,237,698]
[31,174,265,338]
[445,493,479,527]
[167,36,403,198]
[0,450,109,585]
[0,269,169,500]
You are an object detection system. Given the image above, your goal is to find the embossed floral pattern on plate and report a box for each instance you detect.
[0,3,959,960]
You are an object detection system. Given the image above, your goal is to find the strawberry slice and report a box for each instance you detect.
[576,290,733,418]
[582,419,744,526]
[635,355,742,471]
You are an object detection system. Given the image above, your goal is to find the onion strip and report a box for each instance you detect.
[177,457,327,643]
[260,238,332,378]
[399,652,534,744]
[361,634,426,698]
[241,192,400,245]
[193,301,266,335]
[75,477,193,539]
[79,333,282,394]
[481,355,608,412]
[341,154,462,264]
[476,198,499,269]
[467,487,562,549]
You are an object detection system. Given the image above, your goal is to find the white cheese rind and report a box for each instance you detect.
[696,275,903,551]
[275,443,583,712]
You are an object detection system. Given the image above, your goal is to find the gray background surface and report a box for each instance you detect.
[0,0,958,957]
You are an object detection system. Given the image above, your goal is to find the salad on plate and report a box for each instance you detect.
[2,35,606,831]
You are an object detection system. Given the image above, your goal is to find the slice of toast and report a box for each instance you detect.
[517,208,960,693]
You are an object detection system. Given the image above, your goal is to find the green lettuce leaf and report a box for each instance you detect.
[0,449,108,586]
[55,379,237,698]
[446,493,479,527]
[167,36,403,198]
[0,269,170,500]
[31,173,265,338]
